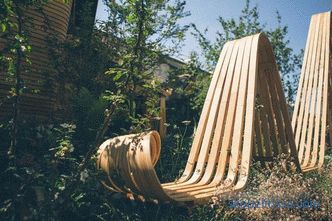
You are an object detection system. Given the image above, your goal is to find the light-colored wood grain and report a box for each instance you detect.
[97,11,331,204]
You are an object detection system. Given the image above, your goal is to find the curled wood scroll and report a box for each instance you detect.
[97,12,331,204]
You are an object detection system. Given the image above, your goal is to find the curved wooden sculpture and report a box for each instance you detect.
[97,11,331,204]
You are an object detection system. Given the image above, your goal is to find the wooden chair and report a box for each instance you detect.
[97,11,331,204]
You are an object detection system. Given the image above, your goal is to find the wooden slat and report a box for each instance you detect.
[224,35,252,185]
[317,12,331,168]
[294,15,318,151]
[259,70,280,156]
[302,14,325,167]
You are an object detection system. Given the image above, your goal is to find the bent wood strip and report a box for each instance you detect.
[97,11,331,204]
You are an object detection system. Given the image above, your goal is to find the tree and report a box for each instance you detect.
[191,0,302,107]
[96,0,190,135]
[74,0,190,164]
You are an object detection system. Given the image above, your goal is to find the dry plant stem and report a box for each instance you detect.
[79,103,117,169]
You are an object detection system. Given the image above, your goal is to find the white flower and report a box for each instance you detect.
[181,120,191,126]
[80,169,89,183]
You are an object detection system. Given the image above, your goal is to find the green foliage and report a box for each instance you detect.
[50,123,76,158]
[0,0,69,158]
[267,12,304,104]
[97,0,190,129]
[0,121,114,220]
[48,0,191,141]
[167,52,210,123]
[2,31,28,156]
[0,1,193,219]
[71,88,108,148]
[0,0,31,104]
